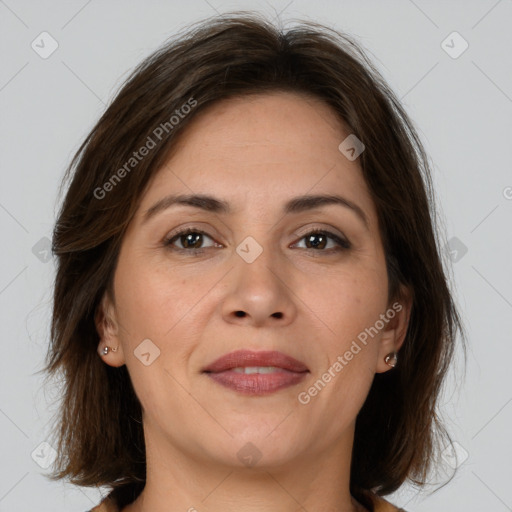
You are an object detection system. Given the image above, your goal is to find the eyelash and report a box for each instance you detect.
[163,227,351,255]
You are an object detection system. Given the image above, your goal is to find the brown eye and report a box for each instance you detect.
[294,229,350,252]
[178,232,204,249]
[164,229,217,251]
[305,233,328,249]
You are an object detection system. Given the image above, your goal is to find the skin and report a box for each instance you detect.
[96,91,411,512]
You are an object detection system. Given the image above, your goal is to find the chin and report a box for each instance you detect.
[220,428,304,468]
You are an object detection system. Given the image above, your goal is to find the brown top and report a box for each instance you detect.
[89,493,406,511]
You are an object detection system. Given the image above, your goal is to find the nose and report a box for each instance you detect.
[220,245,297,328]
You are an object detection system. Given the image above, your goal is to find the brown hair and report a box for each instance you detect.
[42,12,465,511]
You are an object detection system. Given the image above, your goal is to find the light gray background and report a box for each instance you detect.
[0,1,511,511]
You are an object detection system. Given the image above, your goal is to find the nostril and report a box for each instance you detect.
[272,312,283,319]
[234,311,246,317]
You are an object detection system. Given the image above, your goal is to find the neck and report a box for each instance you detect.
[122,419,365,512]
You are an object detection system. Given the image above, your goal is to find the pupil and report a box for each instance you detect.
[183,233,202,248]
[307,234,326,249]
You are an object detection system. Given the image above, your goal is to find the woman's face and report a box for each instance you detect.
[98,91,409,470]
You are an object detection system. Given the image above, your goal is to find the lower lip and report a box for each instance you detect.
[205,369,308,395]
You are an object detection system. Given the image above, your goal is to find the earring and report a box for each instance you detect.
[101,345,118,356]
[384,351,398,368]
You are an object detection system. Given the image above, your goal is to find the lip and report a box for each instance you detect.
[202,349,309,373]
[202,350,309,395]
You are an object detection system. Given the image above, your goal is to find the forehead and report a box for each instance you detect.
[170,91,348,166]
[139,92,376,223]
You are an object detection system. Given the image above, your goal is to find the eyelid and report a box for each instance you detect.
[292,224,347,241]
[292,222,350,242]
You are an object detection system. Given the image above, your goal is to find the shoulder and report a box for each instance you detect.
[88,495,120,512]
[371,493,408,512]
[87,492,405,512]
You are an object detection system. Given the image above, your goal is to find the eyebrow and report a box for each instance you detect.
[142,193,369,228]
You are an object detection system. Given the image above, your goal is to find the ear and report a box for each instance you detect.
[95,291,126,367]
[375,286,413,374]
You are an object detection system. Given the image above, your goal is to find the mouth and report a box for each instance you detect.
[202,349,309,395]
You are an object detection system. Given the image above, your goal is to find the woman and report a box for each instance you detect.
[43,12,464,512]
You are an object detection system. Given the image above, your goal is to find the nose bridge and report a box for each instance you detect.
[234,232,283,295]
[221,230,296,326]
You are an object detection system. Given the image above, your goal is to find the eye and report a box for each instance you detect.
[163,227,350,255]
[292,229,350,252]
[163,228,220,253]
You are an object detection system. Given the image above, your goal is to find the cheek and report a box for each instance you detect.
[114,255,215,387]
[307,277,385,411]
[114,254,192,337]
[114,264,200,409]
[310,266,388,391]
[313,268,388,336]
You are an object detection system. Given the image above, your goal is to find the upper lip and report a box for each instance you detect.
[202,350,309,373]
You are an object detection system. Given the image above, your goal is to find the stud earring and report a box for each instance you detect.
[101,345,118,356]
[384,351,398,368]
